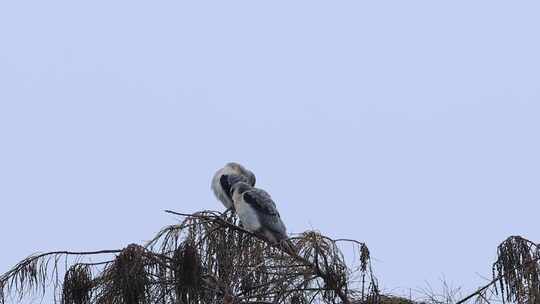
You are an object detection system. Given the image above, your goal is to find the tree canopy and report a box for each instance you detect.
[1,210,538,304]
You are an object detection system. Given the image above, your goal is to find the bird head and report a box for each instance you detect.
[230,181,252,197]
[226,162,256,186]
[246,171,256,187]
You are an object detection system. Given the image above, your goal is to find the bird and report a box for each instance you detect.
[230,182,295,254]
[211,162,256,211]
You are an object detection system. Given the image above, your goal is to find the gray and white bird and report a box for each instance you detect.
[211,162,256,211]
[230,182,292,251]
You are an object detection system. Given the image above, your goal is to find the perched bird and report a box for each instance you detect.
[230,182,294,253]
[211,162,256,211]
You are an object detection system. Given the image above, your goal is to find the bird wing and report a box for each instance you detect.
[242,189,287,239]
[243,189,280,216]
[219,175,233,197]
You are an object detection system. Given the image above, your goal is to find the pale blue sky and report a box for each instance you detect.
[1,0,539,301]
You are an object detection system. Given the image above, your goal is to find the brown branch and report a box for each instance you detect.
[164,209,352,304]
[1,249,122,281]
[456,255,540,304]
[2,209,372,304]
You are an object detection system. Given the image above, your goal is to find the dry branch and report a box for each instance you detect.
[456,236,540,304]
[1,209,378,304]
